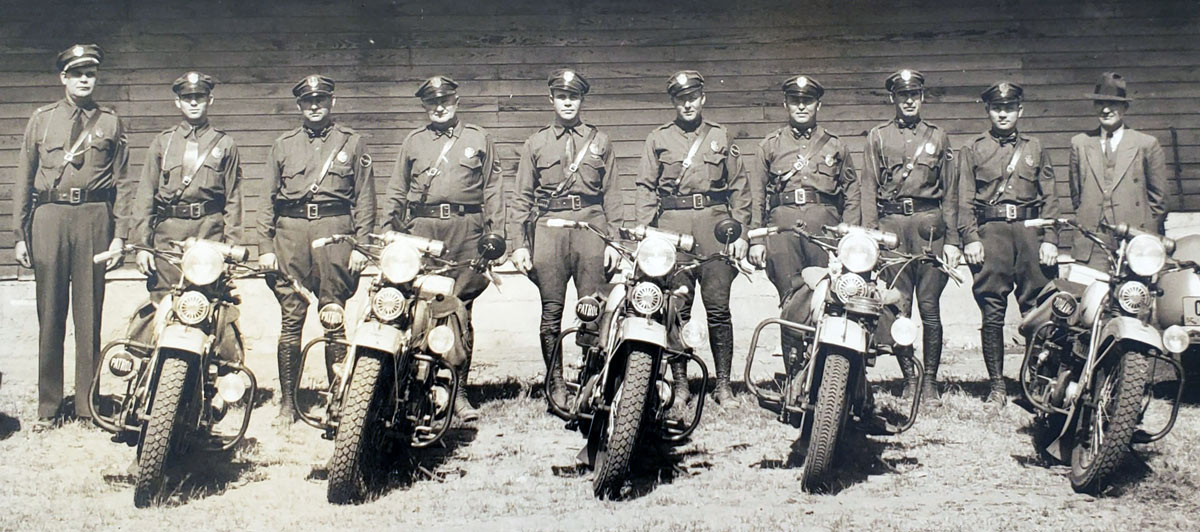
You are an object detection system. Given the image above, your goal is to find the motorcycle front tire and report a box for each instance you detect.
[1069,350,1150,493]
[133,355,190,508]
[801,351,851,493]
[327,353,388,504]
[593,347,654,500]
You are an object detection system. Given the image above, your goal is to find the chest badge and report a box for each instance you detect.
[1025,153,1035,167]
[589,142,603,156]
[710,140,721,153]
[924,142,936,155]
[824,153,837,166]
[94,128,104,138]
[336,151,348,163]
[211,147,222,159]
[464,147,477,159]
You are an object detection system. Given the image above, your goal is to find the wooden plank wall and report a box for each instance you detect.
[1,0,1198,279]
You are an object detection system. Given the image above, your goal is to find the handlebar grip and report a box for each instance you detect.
[311,237,333,249]
[1023,218,1055,228]
[92,249,120,264]
[544,218,576,229]
[747,227,778,240]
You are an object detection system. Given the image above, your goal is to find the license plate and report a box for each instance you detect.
[1185,297,1200,326]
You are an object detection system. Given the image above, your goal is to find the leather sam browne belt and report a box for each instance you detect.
[156,200,222,220]
[660,191,730,210]
[277,201,351,220]
[408,202,482,219]
[976,204,1037,222]
[767,187,836,209]
[35,187,114,205]
[539,193,601,212]
[878,197,940,216]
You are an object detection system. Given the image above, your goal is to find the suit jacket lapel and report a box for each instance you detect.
[1084,133,1105,191]
[1109,133,1138,191]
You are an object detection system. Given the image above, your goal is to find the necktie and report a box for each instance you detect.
[67,109,85,168]
[565,129,576,163]
[183,136,200,177]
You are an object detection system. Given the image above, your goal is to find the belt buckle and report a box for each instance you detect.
[306,203,319,220]
[69,188,82,204]
[190,203,203,218]
[902,198,914,215]
[794,189,807,205]
[1004,204,1018,220]
[692,193,705,209]
[439,204,451,219]
[570,195,582,210]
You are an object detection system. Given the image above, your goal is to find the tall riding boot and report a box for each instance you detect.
[922,324,943,402]
[671,359,691,406]
[896,346,920,399]
[981,325,1007,403]
[275,342,300,425]
[711,324,735,404]
[540,331,567,410]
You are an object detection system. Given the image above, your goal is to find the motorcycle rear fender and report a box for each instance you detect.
[1099,316,1164,352]
[815,316,868,353]
[157,323,209,355]
[353,321,405,354]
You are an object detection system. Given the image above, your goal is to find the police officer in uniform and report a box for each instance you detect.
[384,75,505,422]
[509,69,621,407]
[635,71,751,406]
[13,44,131,427]
[956,81,1060,403]
[746,74,860,374]
[258,75,375,424]
[860,69,962,402]
[126,72,243,342]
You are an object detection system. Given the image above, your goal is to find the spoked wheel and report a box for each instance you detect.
[327,354,391,504]
[1069,351,1150,493]
[592,348,654,500]
[801,352,850,493]
[133,355,191,508]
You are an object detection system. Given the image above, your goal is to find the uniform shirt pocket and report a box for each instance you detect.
[702,151,727,183]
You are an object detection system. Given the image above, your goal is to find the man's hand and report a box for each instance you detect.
[349,249,368,274]
[963,241,985,265]
[1039,242,1059,266]
[604,245,621,272]
[748,243,767,269]
[512,247,533,274]
[135,250,156,275]
[942,244,963,270]
[259,252,279,271]
[14,241,31,269]
[730,238,749,261]
[105,238,125,270]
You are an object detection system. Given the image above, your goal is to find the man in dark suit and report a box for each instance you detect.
[1069,72,1169,267]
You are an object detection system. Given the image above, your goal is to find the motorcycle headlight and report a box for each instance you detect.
[636,237,677,278]
[181,243,224,286]
[1116,281,1151,314]
[1162,325,1190,354]
[681,319,707,350]
[1051,292,1079,319]
[630,282,664,315]
[891,317,918,347]
[217,373,248,403]
[427,325,455,355]
[832,273,869,301]
[380,241,421,284]
[173,290,210,325]
[836,232,879,274]
[1125,234,1166,277]
[371,287,406,321]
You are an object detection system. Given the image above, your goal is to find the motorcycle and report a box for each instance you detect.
[90,238,269,507]
[742,222,961,492]
[1018,218,1188,493]
[295,231,506,504]
[1154,233,1200,381]
[542,217,744,499]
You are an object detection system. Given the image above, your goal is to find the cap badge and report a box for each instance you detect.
[72,46,84,57]
[796,76,807,88]
[924,142,936,155]
[900,70,912,81]
[563,71,574,83]
[676,73,688,86]
[431,77,442,88]
[308,76,319,89]
[187,72,199,84]
[336,151,348,163]
[464,146,476,158]
[998,82,1010,95]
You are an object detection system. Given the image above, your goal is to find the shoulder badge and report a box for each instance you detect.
[360,154,372,167]
[729,144,740,157]
[336,151,348,163]
[492,160,503,174]
[465,146,477,159]
[710,140,721,153]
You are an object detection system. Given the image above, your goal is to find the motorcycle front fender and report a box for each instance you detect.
[157,323,209,355]
[614,316,670,350]
[816,316,868,353]
[1099,315,1164,352]
[353,321,405,354]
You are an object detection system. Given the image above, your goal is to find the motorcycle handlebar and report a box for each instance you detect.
[826,223,899,250]
[545,218,585,229]
[747,227,778,240]
[92,248,123,264]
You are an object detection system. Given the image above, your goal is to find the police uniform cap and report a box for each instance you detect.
[782,75,824,99]
[56,43,103,73]
[292,74,335,99]
[885,69,926,93]
[416,75,459,100]
[981,81,1023,104]
[548,69,589,95]
[667,70,704,97]
[172,71,215,96]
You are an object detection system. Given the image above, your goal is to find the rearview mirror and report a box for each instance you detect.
[713,218,743,245]
[477,233,507,261]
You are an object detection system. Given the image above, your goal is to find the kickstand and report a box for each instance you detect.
[416,464,444,482]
